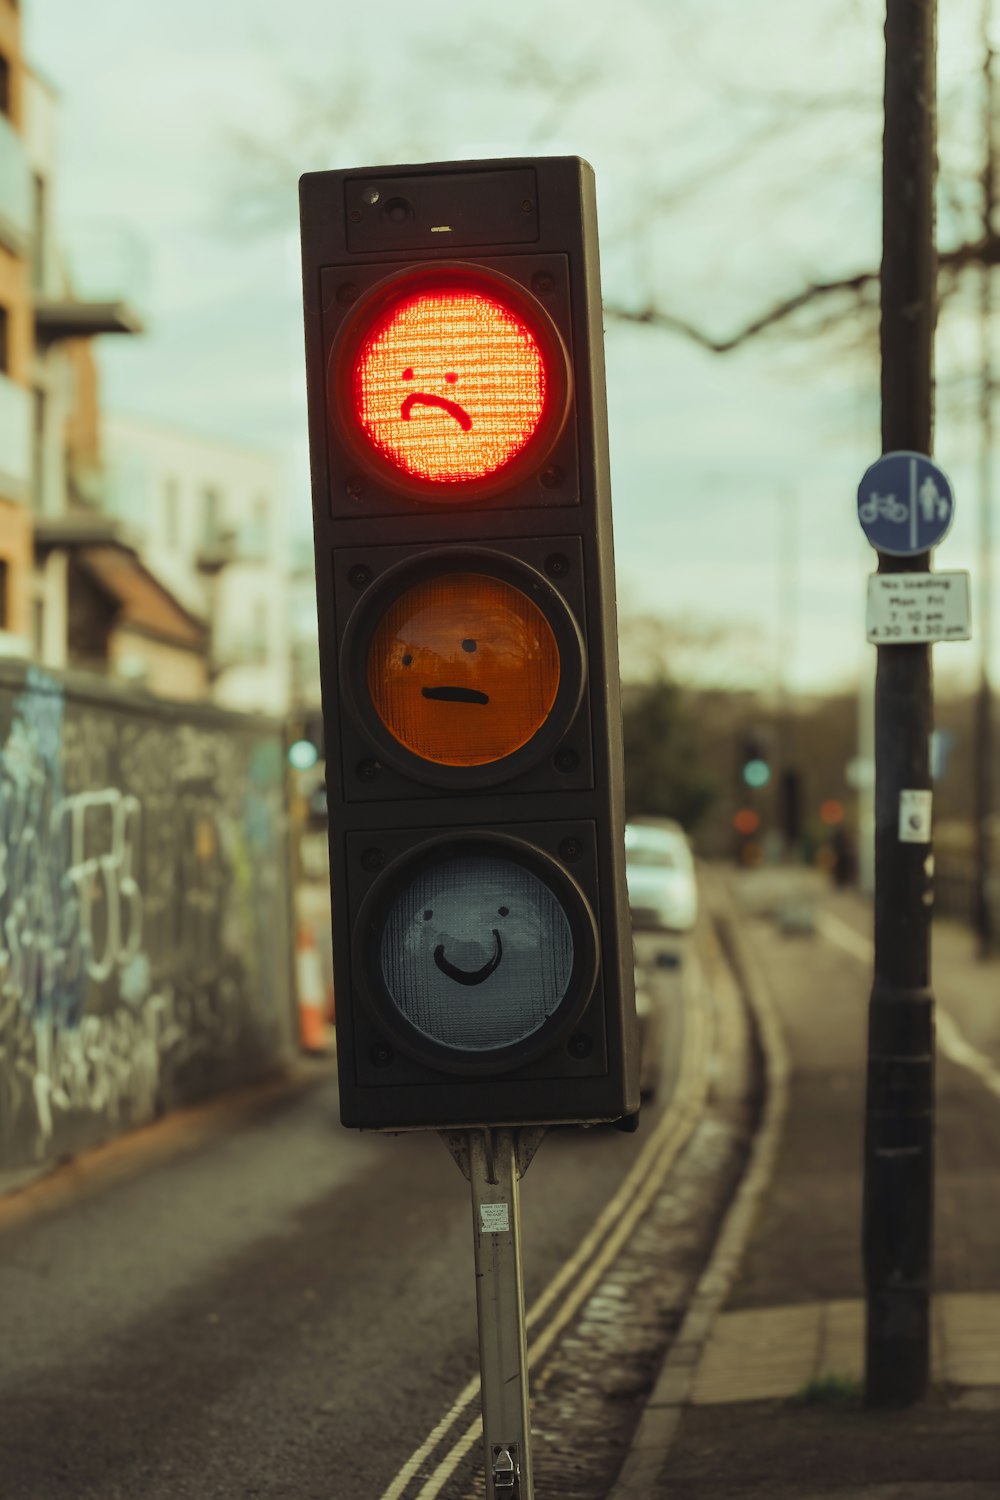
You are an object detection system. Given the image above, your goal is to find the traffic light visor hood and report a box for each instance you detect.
[332,265,572,498]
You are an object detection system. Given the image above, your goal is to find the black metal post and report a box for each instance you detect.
[864,0,937,1408]
[975,0,995,957]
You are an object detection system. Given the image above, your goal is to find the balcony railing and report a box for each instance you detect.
[0,372,32,500]
[0,112,31,256]
[55,221,150,313]
[34,221,148,343]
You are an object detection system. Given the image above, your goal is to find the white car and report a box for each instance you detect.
[624,819,698,934]
[633,958,662,1099]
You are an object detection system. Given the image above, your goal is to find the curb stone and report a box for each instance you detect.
[608,874,791,1499]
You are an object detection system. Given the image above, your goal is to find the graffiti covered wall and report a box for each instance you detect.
[0,663,295,1177]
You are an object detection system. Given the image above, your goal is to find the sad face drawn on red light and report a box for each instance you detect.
[352,290,547,483]
[400,366,472,432]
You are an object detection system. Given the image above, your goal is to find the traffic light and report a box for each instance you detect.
[299,156,638,1130]
[732,806,762,867]
[739,733,771,789]
[288,710,325,771]
[781,768,803,847]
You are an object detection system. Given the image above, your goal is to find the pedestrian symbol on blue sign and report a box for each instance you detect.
[857,450,955,556]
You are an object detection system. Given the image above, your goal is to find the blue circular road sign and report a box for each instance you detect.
[857,451,955,556]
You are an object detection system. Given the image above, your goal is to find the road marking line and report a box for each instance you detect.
[816,910,1000,1101]
[379,957,711,1500]
[814,910,873,964]
[409,993,710,1500]
[935,1011,1000,1102]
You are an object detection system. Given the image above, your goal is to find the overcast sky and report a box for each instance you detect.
[26,0,995,694]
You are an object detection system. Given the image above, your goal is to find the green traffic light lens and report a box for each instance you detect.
[353,832,602,1076]
[379,852,574,1051]
[288,739,320,771]
[742,758,771,789]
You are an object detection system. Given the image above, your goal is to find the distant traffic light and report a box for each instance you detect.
[781,768,803,848]
[288,710,324,770]
[299,156,638,1131]
[739,733,771,789]
[732,808,760,837]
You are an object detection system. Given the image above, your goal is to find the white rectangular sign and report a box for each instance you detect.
[899,789,933,844]
[866,571,971,644]
[480,1202,510,1234]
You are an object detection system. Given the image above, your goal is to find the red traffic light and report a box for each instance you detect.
[733,808,761,836]
[332,266,571,499]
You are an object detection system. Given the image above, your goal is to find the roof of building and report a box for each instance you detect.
[78,546,206,649]
[34,516,207,650]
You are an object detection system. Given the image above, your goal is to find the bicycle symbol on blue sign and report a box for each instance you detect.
[856,450,955,556]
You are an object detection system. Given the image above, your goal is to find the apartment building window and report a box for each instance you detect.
[0,55,10,120]
[202,486,222,545]
[164,475,180,547]
[32,174,46,291]
[0,305,9,374]
[32,388,45,510]
[0,559,9,631]
[248,495,269,556]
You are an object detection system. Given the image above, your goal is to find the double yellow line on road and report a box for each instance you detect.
[380,956,713,1500]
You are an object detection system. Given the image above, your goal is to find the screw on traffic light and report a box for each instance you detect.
[299,157,638,1131]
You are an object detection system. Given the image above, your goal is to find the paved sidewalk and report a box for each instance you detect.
[693,1294,1000,1403]
[641,868,1000,1498]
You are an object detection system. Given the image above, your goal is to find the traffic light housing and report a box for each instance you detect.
[300,156,638,1130]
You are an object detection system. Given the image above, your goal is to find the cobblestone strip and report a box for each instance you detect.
[435,881,761,1500]
[608,874,791,1499]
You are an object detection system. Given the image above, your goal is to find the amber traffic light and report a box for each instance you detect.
[300,156,637,1130]
[366,571,561,766]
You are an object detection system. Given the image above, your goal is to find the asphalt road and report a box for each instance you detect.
[0,933,691,1500]
[727,869,1000,1309]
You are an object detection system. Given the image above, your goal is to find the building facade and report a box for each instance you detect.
[0,7,293,714]
[102,414,292,716]
[0,0,34,653]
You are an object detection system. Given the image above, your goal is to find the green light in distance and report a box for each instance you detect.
[742,758,771,789]
[289,739,320,771]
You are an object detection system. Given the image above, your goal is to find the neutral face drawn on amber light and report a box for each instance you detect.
[352,289,547,484]
[367,572,561,766]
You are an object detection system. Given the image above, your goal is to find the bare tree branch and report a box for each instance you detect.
[605,235,1000,351]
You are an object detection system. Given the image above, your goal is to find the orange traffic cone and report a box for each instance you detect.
[296,925,328,1053]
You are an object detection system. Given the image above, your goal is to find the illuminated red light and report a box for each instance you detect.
[351,288,548,484]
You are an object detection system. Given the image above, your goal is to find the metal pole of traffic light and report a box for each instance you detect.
[441,1128,546,1499]
[864,0,937,1407]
